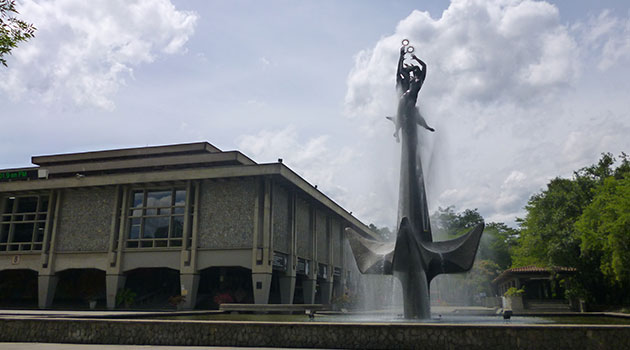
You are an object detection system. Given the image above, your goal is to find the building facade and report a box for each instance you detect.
[0,142,373,309]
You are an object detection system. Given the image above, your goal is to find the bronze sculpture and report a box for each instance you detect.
[346,39,484,319]
[388,43,434,142]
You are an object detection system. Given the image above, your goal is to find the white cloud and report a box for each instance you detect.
[574,10,630,70]
[345,0,580,125]
[0,0,198,110]
[237,126,356,202]
[343,0,630,227]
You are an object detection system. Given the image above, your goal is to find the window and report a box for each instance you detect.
[1,195,49,252]
[126,188,187,248]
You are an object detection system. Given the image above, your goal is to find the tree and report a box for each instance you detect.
[511,177,588,268]
[511,153,624,268]
[431,206,484,239]
[575,167,630,303]
[478,222,518,270]
[1,0,36,67]
[430,206,513,302]
[513,153,630,305]
[367,223,393,241]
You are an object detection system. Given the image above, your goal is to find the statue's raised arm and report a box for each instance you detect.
[396,45,410,96]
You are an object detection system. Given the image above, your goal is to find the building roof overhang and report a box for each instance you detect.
[1,142,378,239]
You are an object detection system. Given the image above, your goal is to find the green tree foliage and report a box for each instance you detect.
[1,0,36,67]
[432,206,515,269]
[430,206,514,303]
[478,222,518,270]
[513,152,630,304]
[432,206,484,239]
[574,156,630,303]
[462,260,502,297]
[511,176,587,268]
[512,153,622,268]
[367,223,393,241]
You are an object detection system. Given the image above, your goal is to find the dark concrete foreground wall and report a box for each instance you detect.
[1,318,628,350]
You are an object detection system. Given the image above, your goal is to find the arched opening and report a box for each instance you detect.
[293,274,306,304]
[197,267,253,309]
[0,269,38,308]
[53,268,105,309]
[315,277,326,304]
[123,267,180,309]
[267,270,282,304]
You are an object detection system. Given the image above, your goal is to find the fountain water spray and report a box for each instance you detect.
[345,39,484,319]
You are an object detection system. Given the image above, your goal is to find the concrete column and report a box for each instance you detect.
[180,273,199,310]
[302,278,317,304]
[279,190,298,305]
[320,279,334,305]
[37,274,58,309]
[106,274,126,309]
[252,273,272,304]
[279,275,296,304]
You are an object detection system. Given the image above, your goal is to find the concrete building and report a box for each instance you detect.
[0,142,374,309]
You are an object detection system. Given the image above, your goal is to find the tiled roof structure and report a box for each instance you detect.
[492,265,576,284]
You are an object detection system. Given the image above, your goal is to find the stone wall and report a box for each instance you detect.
[55,187,115,252]
[197,178,256,249]
[296,198,311,259]
[272,184,290,254]
[1,318,628,349]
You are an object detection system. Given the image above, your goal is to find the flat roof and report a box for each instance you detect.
[32,142,222,166]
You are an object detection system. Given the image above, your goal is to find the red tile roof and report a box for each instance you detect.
[492,265,576,284]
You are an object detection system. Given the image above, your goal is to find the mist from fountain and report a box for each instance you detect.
[345,39,484,319]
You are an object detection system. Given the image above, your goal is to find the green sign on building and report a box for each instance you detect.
[0,170,38,182]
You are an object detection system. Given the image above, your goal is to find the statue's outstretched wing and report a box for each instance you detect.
[422,222,485,280]
[391,217,484,283]
[345,228,395,275]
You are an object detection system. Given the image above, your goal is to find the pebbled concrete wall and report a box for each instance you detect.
[272,184,290,254]
[1,318,629,350]
[332,219,342,267]
[56,188,115,252]
[296,198,311,259]
[197,179,256,249]
[316,210,328,262]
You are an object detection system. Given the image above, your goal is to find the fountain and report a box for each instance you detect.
[345,39,485,319]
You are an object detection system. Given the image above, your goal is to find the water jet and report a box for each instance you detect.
[345,39,484,319]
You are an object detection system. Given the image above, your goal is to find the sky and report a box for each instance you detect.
[2,0,630,229]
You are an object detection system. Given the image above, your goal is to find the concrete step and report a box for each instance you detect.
[526,300,571,311]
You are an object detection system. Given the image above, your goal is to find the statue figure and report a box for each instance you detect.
[388,47,434,143]
[346,39,484,319]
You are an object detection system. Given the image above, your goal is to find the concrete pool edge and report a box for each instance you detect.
[2,316,630,349]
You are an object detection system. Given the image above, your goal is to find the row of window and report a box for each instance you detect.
[0,196,48,251]
[0,187,190,252]
[126,189,190,248]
